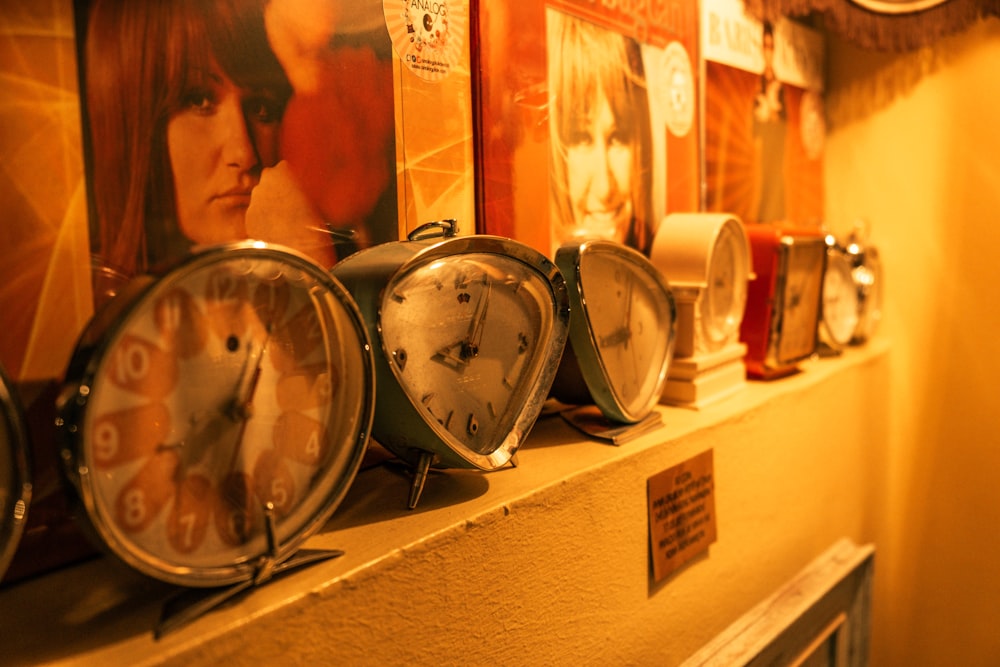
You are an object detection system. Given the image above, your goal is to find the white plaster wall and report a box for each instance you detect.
[824,17,1000,666]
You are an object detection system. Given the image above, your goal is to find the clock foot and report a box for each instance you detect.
[407,451,434,509]
[154,503,346,639]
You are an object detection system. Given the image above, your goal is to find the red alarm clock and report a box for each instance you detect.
[740,225,827,379]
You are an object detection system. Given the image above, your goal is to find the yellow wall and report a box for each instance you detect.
[824,17,1000,666]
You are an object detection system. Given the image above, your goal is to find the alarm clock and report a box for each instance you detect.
[845,222,883,344]
[740,225,827,379]
[650,213,753,407]
[818,235,860,355]
[57,241,375,589]
[0,363,31,582]
[550,239,676,425]
[331,221,570,508]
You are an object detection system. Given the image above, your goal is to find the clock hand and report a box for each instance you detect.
[225,332,271,474]
[226,329,271,423]
[463,277,492,361]
[598,326,631,349]
[432,278,492,369]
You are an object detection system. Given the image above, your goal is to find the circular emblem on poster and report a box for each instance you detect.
[799,90,826,161]
[648,41,694,138]
[384,0,466,82]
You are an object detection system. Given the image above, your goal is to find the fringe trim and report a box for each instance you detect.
[744,0,1000,51]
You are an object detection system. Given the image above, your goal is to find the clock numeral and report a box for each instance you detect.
[206,268,248,305]
[115,450,178,533]
[91,403,170,468]
[253,449,296,516]
[205,270,251,344]
[155,289,208,359]
[167,474,212,554]
[215,472,255,546]
[275,366,337,411]
[121,488,148,529]
[269,306,325,373]
[114,338,149,384]
[273,411,328,465]
[109,335,178,398]
[93,420,119,465]
[253,276,291,324]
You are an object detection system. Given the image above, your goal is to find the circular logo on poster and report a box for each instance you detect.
[384,0,466,82]
[649,41,694,138]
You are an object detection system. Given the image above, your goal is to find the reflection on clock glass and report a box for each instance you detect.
[381,253,553,456]
[776,240,825,364]
[705,221,748,344]
[579,249,672,419]
[83,252,368,579]
[823,252,860,346]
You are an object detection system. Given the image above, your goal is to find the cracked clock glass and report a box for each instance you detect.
[377,250,558,457]
[58,242,374,587]
[331,227,570,507]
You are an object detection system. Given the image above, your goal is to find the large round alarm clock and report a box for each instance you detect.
[57,241,375,588]
[550,239,676,424]
[0,363,31,582]
[741,225,827,379]
[331,221,570,508]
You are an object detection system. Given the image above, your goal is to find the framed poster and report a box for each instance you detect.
[701,0,825,228]
[76,0,474,295]
[473,0,699,258]
[682,538,874,667]
[1,0,475,585]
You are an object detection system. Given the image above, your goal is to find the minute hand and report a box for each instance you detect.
[462,278,492,360]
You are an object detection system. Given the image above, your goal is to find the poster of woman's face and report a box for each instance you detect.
[77,0,398,300]
[546,9,654,255]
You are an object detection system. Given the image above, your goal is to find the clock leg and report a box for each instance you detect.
[407,451,434,509]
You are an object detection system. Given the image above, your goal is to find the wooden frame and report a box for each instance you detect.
[682,538,875,667]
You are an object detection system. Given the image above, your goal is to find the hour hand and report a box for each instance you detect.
[599,326,632,349]
[433,340,467,369]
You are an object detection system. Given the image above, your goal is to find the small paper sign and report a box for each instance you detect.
[647,449,717,583]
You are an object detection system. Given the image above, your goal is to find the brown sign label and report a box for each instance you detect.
[647,449,717,583]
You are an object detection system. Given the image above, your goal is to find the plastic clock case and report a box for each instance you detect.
[649,213,754,408]
[650,213,753,356]
[550,239,677,424]
[56,241,376,593]
[0,363,32,583]
[740,225,828,379]
[331,222,570,508]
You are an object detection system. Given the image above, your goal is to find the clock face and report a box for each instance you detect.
[704,218,750,346]
[0,365,30,581]
[852,247,883,343]
[63,244,373,586]
[379,252,555,457]
[822,247,861,347]
[774,239,825,365]
[567,242,675,423]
